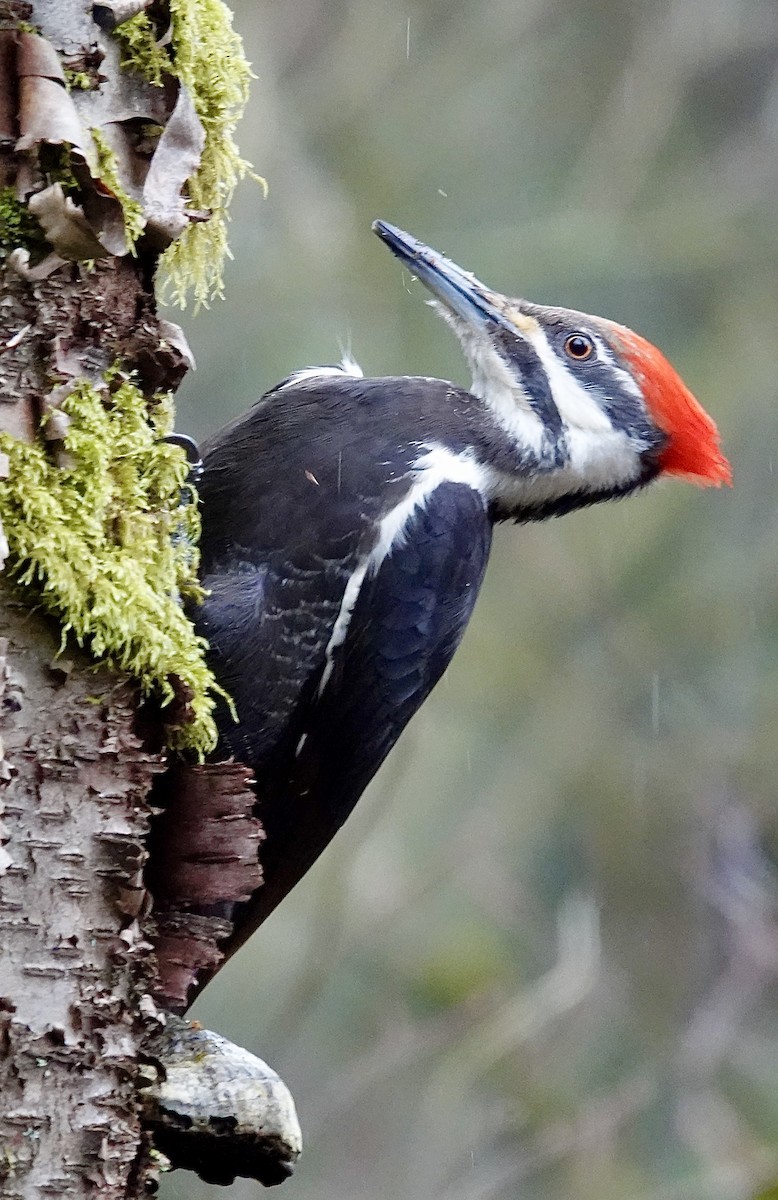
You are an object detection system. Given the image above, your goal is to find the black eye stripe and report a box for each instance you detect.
[489,323,564,435]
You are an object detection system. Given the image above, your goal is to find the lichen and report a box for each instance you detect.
[91,128,146,251]
[0,372,223,755]
[116,0,261,308]
[0,187,45,258]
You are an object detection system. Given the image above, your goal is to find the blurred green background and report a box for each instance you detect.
[166,2,778,1197]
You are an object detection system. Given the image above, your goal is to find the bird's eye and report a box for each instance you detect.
[564,333,595,362]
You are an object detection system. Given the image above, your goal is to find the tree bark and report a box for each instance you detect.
[0,235,179,1200]
[0,594,162,1196]
[0,0,286,1194]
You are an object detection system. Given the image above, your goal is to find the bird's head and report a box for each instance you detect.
[373,221,730,516]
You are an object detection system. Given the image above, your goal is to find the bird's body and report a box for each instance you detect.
[198,371,496,932]
[193,222,730,957]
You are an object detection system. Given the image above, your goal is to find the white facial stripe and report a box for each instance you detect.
[429,288,655,509]
[465,321,644,502]
[528,327,613,434]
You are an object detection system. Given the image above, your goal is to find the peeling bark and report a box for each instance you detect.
[147,763,262,1013]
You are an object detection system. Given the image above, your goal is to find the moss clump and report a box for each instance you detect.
[116,0,260,308]
[115,11,169,86]
[0,187,45,258]
[161,0,258,308]
[0,373,222,755]
[91,128,146,251]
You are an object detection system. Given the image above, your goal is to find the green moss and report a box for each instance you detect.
[116,0,260,308]
[116,11,169,86]
[160,0,258,308]
[0,188,45,257]
[91,128,146,251]
[64,68,93,91]
[0,373,223,755]
[38,144,80,193]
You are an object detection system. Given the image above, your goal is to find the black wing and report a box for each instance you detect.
[226,480,492,949]
[193,372,493,771]
[196,551,358,771]
[193,379,396,771]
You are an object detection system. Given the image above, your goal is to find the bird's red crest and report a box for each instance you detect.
[610,324,731,487]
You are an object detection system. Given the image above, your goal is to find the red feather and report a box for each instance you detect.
[609,324,732,487]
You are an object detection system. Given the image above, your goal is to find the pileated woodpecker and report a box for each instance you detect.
[194,221,730,956]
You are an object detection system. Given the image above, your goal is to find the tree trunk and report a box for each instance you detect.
[0,593,161,1195]
[0,0,291,1194]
